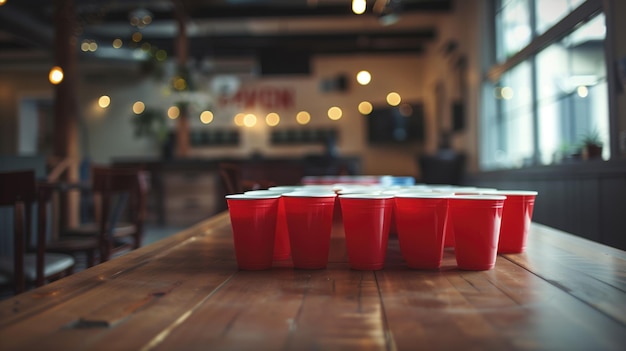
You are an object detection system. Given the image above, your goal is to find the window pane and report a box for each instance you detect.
[483,62,534,169]
[496,0,531,62]
[535,0,586,35]
[536,14,609,164]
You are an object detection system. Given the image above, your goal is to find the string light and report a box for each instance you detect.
[48,66,64,85]
[352,0,366,15]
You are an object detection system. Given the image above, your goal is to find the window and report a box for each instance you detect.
[482,0,609,170]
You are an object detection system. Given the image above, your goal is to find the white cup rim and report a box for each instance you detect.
[339,194,394,199]
[480,190,538,196]
[225,193,281,199]
[450,195,507,200]
[395,192,454,198]
[282,191,337,197]
[244,190,285,195]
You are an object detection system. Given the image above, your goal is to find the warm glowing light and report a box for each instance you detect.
[48,66,64,85]
[358,101,373,115]
[112,38,123,49]
[577,86,589,98]
[296,111,311,125]
[89,41,98,52]
[173,77,187,91]
[386,92,401,106]
[132,32,143,43]
[327,106,342,120]
[501,86,514,100]
[81,41,90,52]
[352,0,366,15]
[0,0,7,6]
[132,101,145,114]
[356,70,371,85]
[167,106,180,119]
[141,42,151,51]
[200,111,214,124]
[155,50,167,61]
[98,95,111,108]
[399,103,413,117]
[142,15,152,25]
[266,113,280,126]
[234,113,245,126]
[243,114,257,127]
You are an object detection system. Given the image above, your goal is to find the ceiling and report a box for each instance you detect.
[0,0,453,71]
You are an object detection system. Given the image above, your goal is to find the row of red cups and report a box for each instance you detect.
[226,188,537,271]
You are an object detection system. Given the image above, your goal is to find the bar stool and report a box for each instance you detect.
[0,170,75,295]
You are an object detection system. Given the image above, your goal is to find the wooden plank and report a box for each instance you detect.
[0,213,238,350]
[146,267,387,351]
[378,240,626,350]
[1,213,625,350]
[503,223,626,325]
[0,212,233,327]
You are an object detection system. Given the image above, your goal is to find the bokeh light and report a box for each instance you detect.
[356,70,371,85]
[200,111,214,124]
[266,113,280,126]
[98,95,111,108]
[296,111,311,125]
[243,114,257,127]
[386,92,401,106]
[132,101,145,114]
[327,106,342,120]
[48,66,64,85]
[167,106,180,119]
[358,101,373,115]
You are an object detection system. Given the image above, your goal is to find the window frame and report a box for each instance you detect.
[482,0,618,169]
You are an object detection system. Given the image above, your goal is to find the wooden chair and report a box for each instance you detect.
[218,163,244,194]
[218,162,278,195]
[46,166,149,265]
[0,170,75,295]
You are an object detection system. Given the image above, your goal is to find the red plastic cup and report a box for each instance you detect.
[339,194,394,270]
[488,190,538,253]
[445,190,485,248]
[245,190,291,260]
[448,195,506,270]
[282,192,336,269]
[226,194,280,270]
[394,193,451,269]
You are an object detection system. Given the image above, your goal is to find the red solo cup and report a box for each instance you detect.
[273,197,291,260]
[394,193,451,269]
[282,192,336,269]
[245,190,291,260]
[445,190,484,248]
[226,194,280,270]
[339,194,394,270]
[449,195,506,270]
[487,190,538,253]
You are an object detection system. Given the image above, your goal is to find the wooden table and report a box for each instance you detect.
[1,212,625,350]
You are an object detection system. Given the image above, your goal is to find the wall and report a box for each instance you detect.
[73,54,430,176]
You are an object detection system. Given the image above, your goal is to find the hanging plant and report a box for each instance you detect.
[132,108,168,145]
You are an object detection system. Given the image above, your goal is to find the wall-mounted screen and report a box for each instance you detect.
[366,102,425,144]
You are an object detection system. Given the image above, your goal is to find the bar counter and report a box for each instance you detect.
[1,212,625,350]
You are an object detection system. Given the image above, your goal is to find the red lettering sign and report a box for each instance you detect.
[218,87,295,110]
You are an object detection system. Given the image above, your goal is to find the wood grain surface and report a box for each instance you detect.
[1,212,625,351]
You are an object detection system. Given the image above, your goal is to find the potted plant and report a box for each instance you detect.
[580,129,603,160]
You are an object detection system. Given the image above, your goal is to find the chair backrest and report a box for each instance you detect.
[90,167,147,259]
[219,163,243,194]
[0,170,49,293]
